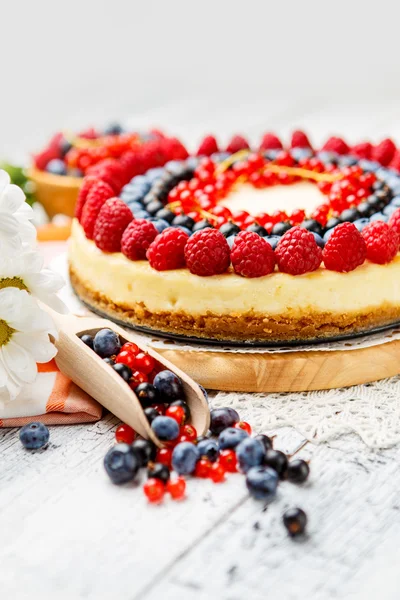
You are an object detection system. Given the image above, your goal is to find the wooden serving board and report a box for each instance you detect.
[152,339,400,392]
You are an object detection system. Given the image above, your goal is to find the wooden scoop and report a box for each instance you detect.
[49,310,210,447]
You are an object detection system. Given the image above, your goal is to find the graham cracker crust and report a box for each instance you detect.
[69,267,400,342]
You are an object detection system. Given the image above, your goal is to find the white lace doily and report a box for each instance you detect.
[51,254,400,449]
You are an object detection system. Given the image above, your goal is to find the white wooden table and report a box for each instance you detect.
[2,100,400,600]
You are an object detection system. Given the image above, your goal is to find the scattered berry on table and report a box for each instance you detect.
[167,476,186,500]
[218,426,248,450]
[147,462,170,484]
[246,466,279,501]
[115,423,136,444]
[254,434,273,451]
[80,334,94,349]
[143,478,165,503]
[219,449,238,472]
[172,442,200,475]
[287,459,310,483]
[236,437,266,473]
[283,507,308,536]
[19,422,49,450]
[197,438,219,462]
[93,328,121,358]
[209,462,226,483]
[151,416,180,441]
[153,370,183,401]
[112,363,132,382]
[184,228,231,276]
[210,407,240,435]
[104,443,140,484]
[234,421,252,435]
[263,449,288,479]
[323,222,367,272]
[156,447,173,468]
[134,383,160,407]
[194,458,212,478]
[132,439,157,467]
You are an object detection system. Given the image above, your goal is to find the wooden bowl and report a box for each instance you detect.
[28,167,82,218]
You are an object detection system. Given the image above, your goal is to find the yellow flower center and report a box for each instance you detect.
[0,277,28,292]
[0,319,15,346]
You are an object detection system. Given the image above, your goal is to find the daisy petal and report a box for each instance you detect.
[2,339,38,384]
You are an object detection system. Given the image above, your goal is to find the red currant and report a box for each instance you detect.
[167,476,186,500]
[247,153,265,171]
[134,353,155,374]
[165,405,185,425]
[219,449,238,473]
[121,342,139,355]
[249,172,265,188]
[151,403,166,415]
[115,423,135,444]
[129,371,148,389]
[234,421,252,435]
[212,205,232,220]
[275,151,294,167]
[180,424,197,442]
[143,478,165,503]
[290,209,306,225]
[115,350,137,370]
[156,447,173,468]
[209,462,225,483]
[195,458,212,478]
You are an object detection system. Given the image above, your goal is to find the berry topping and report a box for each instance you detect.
[172,442,200,475]
[197,135,219,156]
[121,220,158,260]
[93,198,133,252]
[321,136,349,155]
[372,138,396,166]
[104,443,140,484]
[184,228,230,276]
[323,222,367,272]
[389,150,400,172]
[147,227,189,271]
[290,130,312,148]
[388,208,400,236]
[351,142,373,160]
[209,407,240,435]
[259,133,283,151]
[80,180,114,238]
[362,221,399,264]
[143,478,165,503]
[275,227,322,275]
[226,135,250,153]
[231,231,275,278]
[19,422,49,450]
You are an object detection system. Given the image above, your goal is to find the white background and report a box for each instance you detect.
[1,0,400,159]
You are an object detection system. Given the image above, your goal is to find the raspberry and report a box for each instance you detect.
[80,180,115,239]
[372,138,396,166]
[86,158,125,191]
[323,222,366,272]
[184,228,230,276]
[362,221,399,264]
[121,220,158,260]
[226,135,250,154]
[321,136,349,155]
[93,198,133,253]
[119,150,144,179]
[275,227,322,275]
[231,231,275,277]
[259,133,283,151]
[147,227,189,271]
[290,130,312,148]
[75,175,99,221]
[388,208,400,236]
[197,135,219,156]
[389,150,400,172]
[350,141,372,160]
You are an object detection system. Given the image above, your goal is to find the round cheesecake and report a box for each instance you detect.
[68,132,400,343]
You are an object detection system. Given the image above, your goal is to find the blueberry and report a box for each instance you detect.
[127,201,145,214]
[146,167,165,183]
[193,219,213,233]
[103,122,124,136]
[356,202,373,218]
[254,434,273,451]
[264,235,280,250]
[287,459,310,483]
[383,204,398,217]
[218,427,248,449]
[152,218,170,233]
[246,224,268,236]
[170,399,191,422]
[146,200,165,216]
[104,443,140,484]
[236,438,266,473]
[301,219,324,237]
[135,383,159,408]
[340,208,359,222]
[153,370,183,402]
[325,217,342,230]
[172,215,195,230]
[155,208,175,223]
[209,407,240,435]
[391,196,400,207]
[131,438,156,467]
[103,357,115,366]
[353,218,370,232]
[147,462,170,484]
[80,334,94,349]
[46,159,67,176]
[210,151,230,163]
[144,406,160,424]
[316,151,338,164]
[59,137,73,156]
[370,211,388,222]
[132,210,150,219]
[93,328,121,358]
[263,149,282,160]
[178,226,193,236]
[226,234,237,248]
[19,422,49,450]
[112,363,132,382]
[151,416,180,441]
[121,191,146,205]
[171,442,200,475]
[337,155,358,167]
[219,222,241,238]
[130,175,150,188]
[283,507,307,536]
[311,232,325,248]
[271,222,292,236]
[165,160,185,174]
[246,466,279,500]
[68,168,83,177]
[197,438,219,462]
[290,147,313,161]
[263,449,288,479]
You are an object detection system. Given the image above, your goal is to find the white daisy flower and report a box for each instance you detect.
[0,248,67,313]
[0,287,58,402]
[0,169,36,254]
